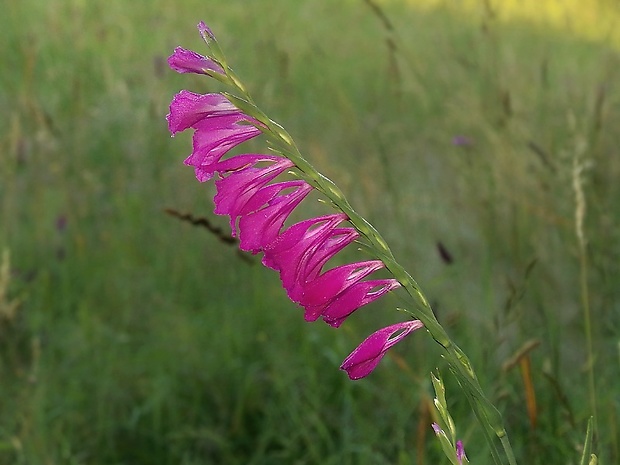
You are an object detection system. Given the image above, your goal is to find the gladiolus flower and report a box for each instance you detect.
[168,46,225,75]
[263,214,354,294]
[213,154,294,233]
[340,320,424,379]
[317,278,401,327]
[167,91,261,181]
[300,260,400,327]
[167,91,238,135]
[214,161,398,324]
[237,181,312,253]
[301,260,385,307]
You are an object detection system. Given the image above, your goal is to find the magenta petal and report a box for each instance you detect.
[262,216,358,303]
[300,260,384,307]
[263,215,338,270]
[320,279,401,327]
[340,320,424,380]
[168,47,225,75]
[185,116,261,182]
[188,124,257,170]
[291,228,358,294]
[237,182,312,253]
[167,91,238,135]
[213,155,293,233]
[288,228,359,304]
[262,213,348,272]
[240,182,298,217]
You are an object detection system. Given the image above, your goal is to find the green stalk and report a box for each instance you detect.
[573,154,598,436]
[217,49,518,465]
[578,200,598,436]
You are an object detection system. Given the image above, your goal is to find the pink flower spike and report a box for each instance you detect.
[213,155,294,233]
[168,47,225,75]
[340,320,424,380]
[237,181,312,253]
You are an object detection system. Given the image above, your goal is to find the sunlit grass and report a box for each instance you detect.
[391,0,620,48]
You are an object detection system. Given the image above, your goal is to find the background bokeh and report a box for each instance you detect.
[1,0,619,463]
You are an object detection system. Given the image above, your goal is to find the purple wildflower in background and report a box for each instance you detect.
[167,21,422,379]
[452,135,472,147]
[55,215,67,232]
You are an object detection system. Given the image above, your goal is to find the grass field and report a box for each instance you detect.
[1,0,619,463]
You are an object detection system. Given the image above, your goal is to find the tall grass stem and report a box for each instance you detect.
[573,155,598,435]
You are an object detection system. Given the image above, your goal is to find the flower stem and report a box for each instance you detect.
[222,58,517,465]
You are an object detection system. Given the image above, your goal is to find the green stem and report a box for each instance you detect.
[283,127,517,465]
[222,60,518,465]
[455,372,504,465]
[500,435,518,465]
[573,154,597,436]
[579,243,598,435]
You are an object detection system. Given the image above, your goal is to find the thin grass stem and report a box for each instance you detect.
[573,154,598,435]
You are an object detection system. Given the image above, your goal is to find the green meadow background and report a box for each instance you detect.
[1,0,619,463]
